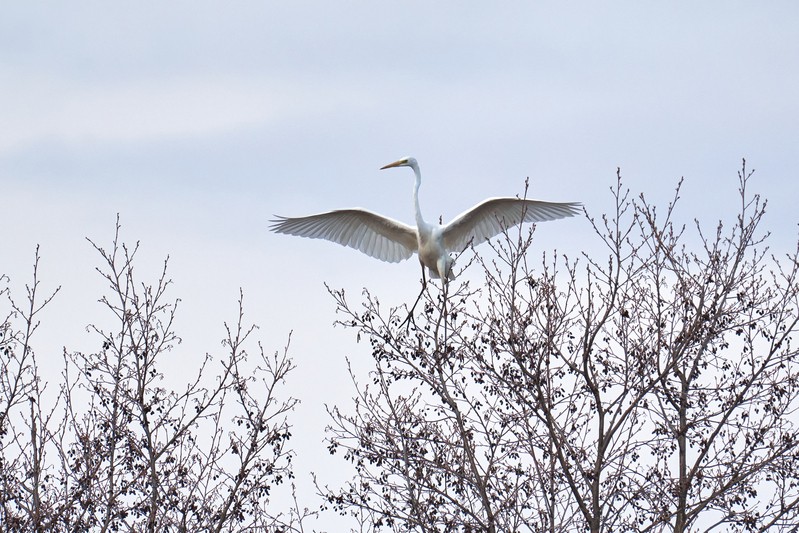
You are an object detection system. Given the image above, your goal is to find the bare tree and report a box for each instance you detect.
[321,162,799,532]
[1,222,312,532]
[0,247,61,532]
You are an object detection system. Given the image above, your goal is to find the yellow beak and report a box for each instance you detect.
[380,159,406,170]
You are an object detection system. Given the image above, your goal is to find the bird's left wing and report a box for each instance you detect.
[270,209,418,263]
[442,198,582,252]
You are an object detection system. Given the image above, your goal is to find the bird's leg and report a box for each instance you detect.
[443,277,448,332]
[401,263,427,329]
[435,277,449,356]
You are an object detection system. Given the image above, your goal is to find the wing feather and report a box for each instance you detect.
[270,209,418,263]
[442,198,581,252]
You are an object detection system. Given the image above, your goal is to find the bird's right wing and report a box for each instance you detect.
[442,198,582,252]
[270,209,418,263]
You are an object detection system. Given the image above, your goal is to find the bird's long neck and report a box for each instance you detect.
[411,162,426,227]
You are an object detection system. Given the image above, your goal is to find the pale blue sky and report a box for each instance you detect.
[3,2,799,526]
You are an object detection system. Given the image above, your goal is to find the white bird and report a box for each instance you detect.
[270,157,581,282]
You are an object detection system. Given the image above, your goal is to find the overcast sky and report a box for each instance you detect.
[3,2,799,526]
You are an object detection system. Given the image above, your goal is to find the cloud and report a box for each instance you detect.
[0,73,373,154]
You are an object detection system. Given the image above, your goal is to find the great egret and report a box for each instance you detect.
[270,157,581,282]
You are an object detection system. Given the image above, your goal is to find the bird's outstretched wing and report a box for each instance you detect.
[270,209,418,263]
[442,198,582,252]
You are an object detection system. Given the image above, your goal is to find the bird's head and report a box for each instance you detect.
[380,156,418,171]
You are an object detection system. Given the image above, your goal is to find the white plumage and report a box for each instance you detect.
[270,209,416,264]
[270,157,580,281]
